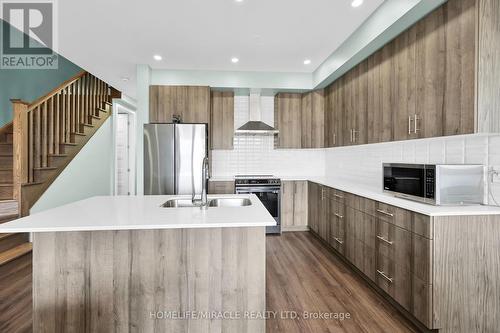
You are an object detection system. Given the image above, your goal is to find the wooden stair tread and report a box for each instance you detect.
[90,115,101,119]
[62,142,78,146]
[0,233,13,240]
[33,166,58,171]
[0,243,32,266]
[48,154,68,157]
[71,132,86,136]
[97,107,108,113]
[0,183,13,187]
[103,101,112,106]
[83,123,94,127]
[0,213,18,220]
[22,181,44,187]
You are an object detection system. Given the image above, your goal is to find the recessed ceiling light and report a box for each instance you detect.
[121,76,130,82]
[153,54,162,61]
[351,0,363,8]
[231,57,239,63]
[235,0,244,2]
[304,59,311,65]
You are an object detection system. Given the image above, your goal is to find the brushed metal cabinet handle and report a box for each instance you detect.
[333,237,344,245]
[334,213,344,219]
[377,235,394,245]
[377,270,394,283]
[414,114,420,133]
[408,116,413,135]
[376,209,394,217]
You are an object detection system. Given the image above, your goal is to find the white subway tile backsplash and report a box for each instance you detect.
[324,134,500,205]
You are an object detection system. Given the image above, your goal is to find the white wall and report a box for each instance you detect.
[30,118,114,213]
[324,134,500,205]
[211,95,325,178]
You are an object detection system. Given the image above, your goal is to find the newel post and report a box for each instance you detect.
[11,99,29,206]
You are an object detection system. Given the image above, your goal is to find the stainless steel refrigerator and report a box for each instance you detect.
[144,123,208,195]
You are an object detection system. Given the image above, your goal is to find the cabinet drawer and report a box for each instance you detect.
[376,220,412,273]
[330,189,346,203]
[376,202,412,231]
[413,213,433,239]
[412,275,433,329]
[412,233,432,283]
[376,254,412,311]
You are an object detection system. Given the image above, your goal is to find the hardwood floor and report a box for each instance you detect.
[266,232,421,333]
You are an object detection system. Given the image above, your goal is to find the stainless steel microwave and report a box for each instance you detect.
[383,163,485,205]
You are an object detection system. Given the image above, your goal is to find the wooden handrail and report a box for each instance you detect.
[28,70,87,111]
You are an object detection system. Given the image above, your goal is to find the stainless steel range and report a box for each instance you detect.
[234,175,281,234]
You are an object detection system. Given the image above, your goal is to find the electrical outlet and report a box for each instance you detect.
[490,166,500,183]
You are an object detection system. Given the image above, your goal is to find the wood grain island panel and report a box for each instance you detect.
[33,227,265,333]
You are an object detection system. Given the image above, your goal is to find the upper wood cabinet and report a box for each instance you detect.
[301,90,325,148]
[324,0,477,147]
[210,91,234,150]
[275,93,302,149]
[149,86,210,124]
[275,91,325,149]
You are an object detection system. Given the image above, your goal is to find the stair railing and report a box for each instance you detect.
[11,71,111,213]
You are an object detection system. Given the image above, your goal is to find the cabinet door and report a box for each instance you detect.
[149,86,210,124]
[307,182,320,234]
[415,10,446,139]
[392,27,418,141]
[318,186,330,242]
[301,89,325,148]
[275,93,302,148]
[325,82,344,147]
[208,181,235,194]
[281,181,295,229]
[353,60,368,145]
[342,73,356,146]
[210,91,234,149]
[368,45,395,143]
[293,181,308,227]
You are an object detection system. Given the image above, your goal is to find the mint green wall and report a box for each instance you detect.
[0,19,82,126]
[30,117,114,214]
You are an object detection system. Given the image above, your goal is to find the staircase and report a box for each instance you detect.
[0,71,114,332]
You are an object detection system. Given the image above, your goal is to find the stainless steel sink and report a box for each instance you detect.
[161,198,252,208]
[161,199,198,208]
[208,198,252,207]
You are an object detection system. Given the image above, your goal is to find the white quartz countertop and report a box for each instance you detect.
[0,194,276,233]
[209,175,500,216]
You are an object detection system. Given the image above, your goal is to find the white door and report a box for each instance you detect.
[116,113,130,195]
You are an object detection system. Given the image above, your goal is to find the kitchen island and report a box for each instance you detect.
[0,194,275,333]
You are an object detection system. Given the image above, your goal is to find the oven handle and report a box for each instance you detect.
[236,187,281,193]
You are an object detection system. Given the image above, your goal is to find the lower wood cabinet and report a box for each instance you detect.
[307,182,329,238]
[307,181,500,332]
[281,181,308,231]
[308,181,435,329]
[208,181,235,194]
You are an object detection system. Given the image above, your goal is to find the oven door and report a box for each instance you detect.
[235,186,281,234]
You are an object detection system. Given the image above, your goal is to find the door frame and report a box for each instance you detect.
[112,98,137,195]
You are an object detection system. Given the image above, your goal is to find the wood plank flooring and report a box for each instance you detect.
[266,232,421,333]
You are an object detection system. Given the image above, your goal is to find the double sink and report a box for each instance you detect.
[162,198,252,208]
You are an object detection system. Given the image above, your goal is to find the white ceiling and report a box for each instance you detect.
[56,0,384,96]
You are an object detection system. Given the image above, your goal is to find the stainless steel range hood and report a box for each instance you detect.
[235,93,278,135]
